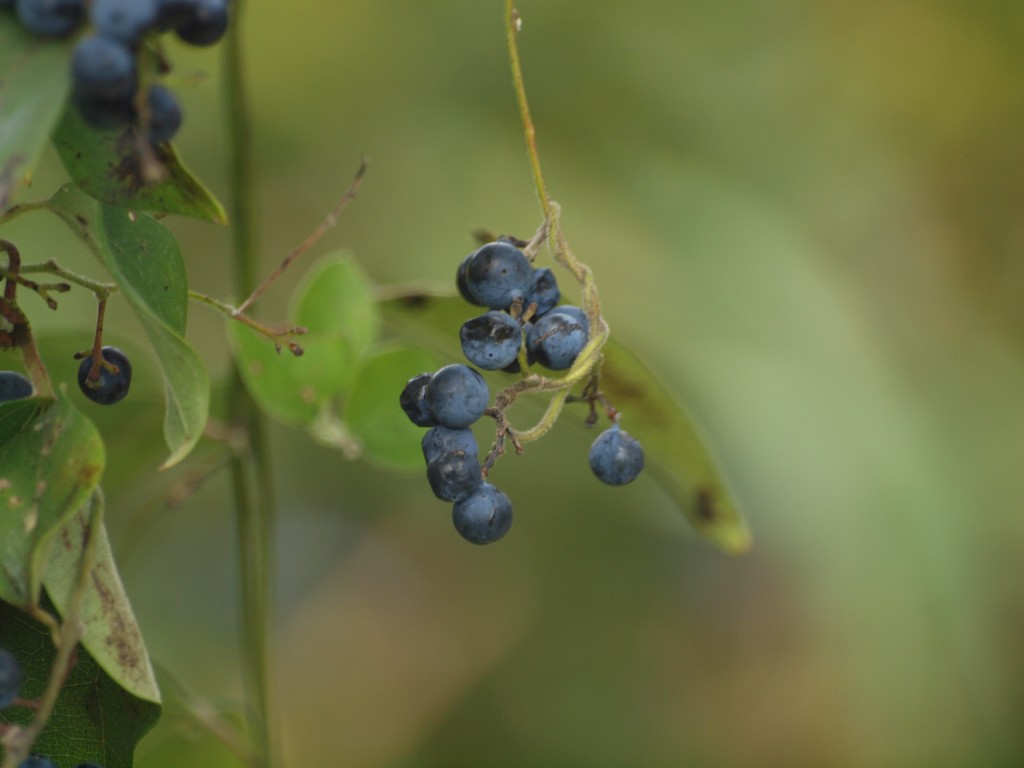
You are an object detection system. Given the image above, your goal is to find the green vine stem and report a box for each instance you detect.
[223,2,278,767]
[0,492,105,768]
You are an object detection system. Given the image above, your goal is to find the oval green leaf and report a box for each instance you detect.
[0,16,72,212]
[379,289,751,552]
[47,184,210,467]
[51,103,227,224]
[344,345,438,470]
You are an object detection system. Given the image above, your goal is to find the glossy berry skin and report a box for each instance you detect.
[71,35,137,102]
[424,364,489,429]
[90,0,159,44]
[0,371,33,402]
[421,426,477,464]
[463,241,532,310]
[15,0,83,38]
[77,346,132,405]
[589,425,644,486]
[18,757,56,768]
[427,450,482,502]
[459,311,522,370]
[174,0,228,46]
[0,648,23,709]
[452,483,513,544]
[526,267,560,318]
[400,372,436,427]
[527,310,588,370]
[145,84,182,144]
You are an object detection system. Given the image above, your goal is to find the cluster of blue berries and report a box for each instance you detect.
[1,0,231,145]
[0,346,132,406]
[1,647,105,768]
[400,239,645,543]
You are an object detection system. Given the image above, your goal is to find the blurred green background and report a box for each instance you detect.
[8,0,1024,765]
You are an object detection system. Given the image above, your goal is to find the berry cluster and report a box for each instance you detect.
[401,239,645,544]
[2,0,232,145]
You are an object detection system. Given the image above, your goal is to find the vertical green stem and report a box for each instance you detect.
[222,4,277,768]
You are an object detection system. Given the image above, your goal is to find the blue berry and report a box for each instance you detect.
[174,0,228,46]
[77,346,132,405]
[0,648,23,709]
[463,241,532,310]
[90,0,159,45]
[0,371,33,402]
[526,310,587,370]
[452,483,513,544]
[588,424,644,486]
[525,267,560,317]
[400,372,436,427]
[455,254,483,306]
[15,0,83,38]
[145,84,183,145]
[551,304,588,332]
[424,364,489,429]
[421,426,477,464]
[427,449,482,502]
[19,757,56,768]
[71,35,137,102]
[459,311,523,370]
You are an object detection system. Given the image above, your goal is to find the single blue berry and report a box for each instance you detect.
[0,648,23,709]
[527,310,587,370]
[71,34,137,102]
[421,426,477,464]
[424,364,489,429]
[427,450,482,502]
[551,304,588,332]
[525,267,560,318]
[19,756,56,768]
[77,346,132,405]
[459,311,523,370]
[588,424,644,486]
[0,371,33,402]
[452,483,513,544]
[463,241,532,310]
[400,372,436,427]
[90,0,159,44]
[174,0,228,46]
[15,0,83,37]
[145,84,183,145]
[455,254,483,306]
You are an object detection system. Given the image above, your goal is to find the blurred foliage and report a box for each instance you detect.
[6,0,1024,766]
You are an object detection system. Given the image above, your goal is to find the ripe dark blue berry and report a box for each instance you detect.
[0,371,33,402]
[71,35,137,103]
[525,267,560,317]
[90,0,159,45]
[459,311,523,370]
[0,648,23,709]
[463,241,533,310]
[424,364,489,429]
[15,0,84,38]
[588,424,644,486]
[452,483,513,544]
[77,346,132,405]
[427,450,483,502]
[400,372,436,427]
[145,84,183,144]
[174,0,229,46]
[421,426,477,464]
[527,310,588,370]
[455,254,483,306]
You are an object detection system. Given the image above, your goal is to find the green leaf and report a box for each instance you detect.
[51,103,227,224]
[0,395,105,607]
[44,503,161,705]
[0,598,161,768]
[48,184,210,467]
[294,253,379,361]
[0,16,72,212]
[379,289,751,552]
[344,345,438,470]
[228,321,355,426]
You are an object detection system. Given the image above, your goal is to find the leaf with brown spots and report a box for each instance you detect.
[379,289,751,553]
[0,394,105,608]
